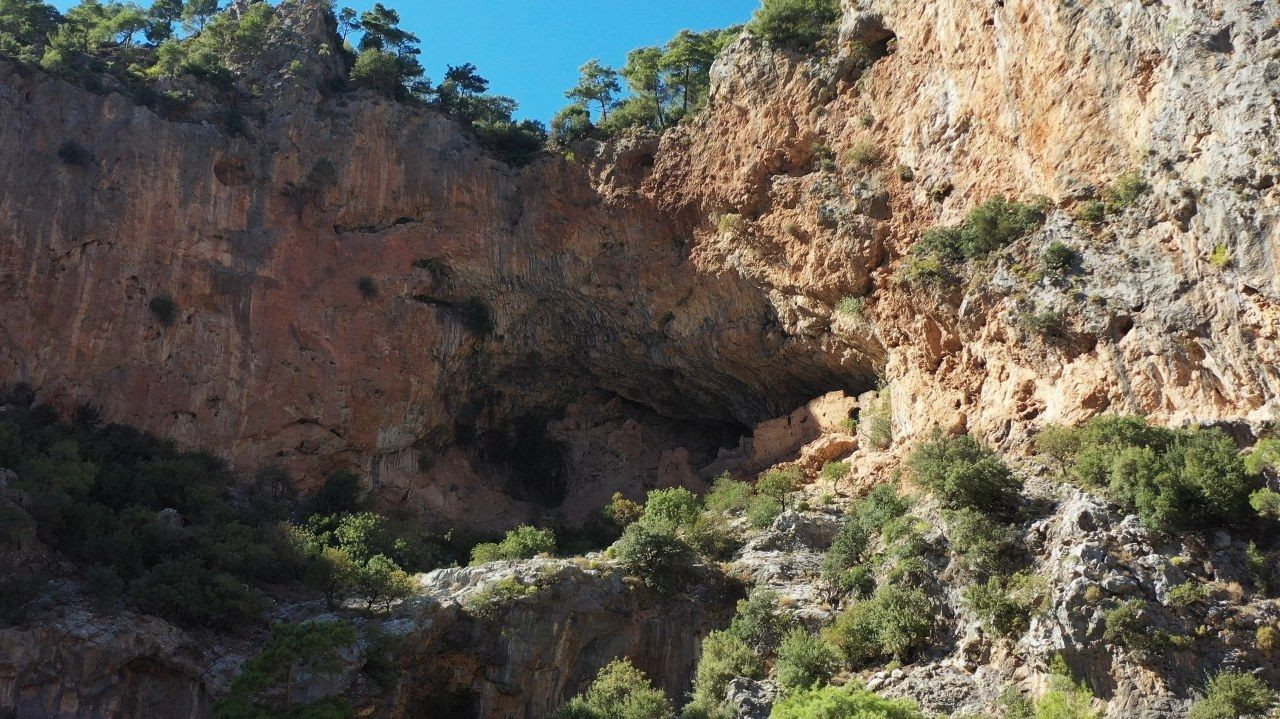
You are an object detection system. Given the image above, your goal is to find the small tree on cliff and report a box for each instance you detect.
[215,620,357,719]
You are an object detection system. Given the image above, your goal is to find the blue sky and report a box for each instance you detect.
[54,0,760,121]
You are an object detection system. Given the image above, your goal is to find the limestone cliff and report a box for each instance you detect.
[3,0,1276,533]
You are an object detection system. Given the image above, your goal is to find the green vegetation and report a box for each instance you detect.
[469,525,557,565]
[1034,415,1261,534]
[834,296,865,320]
[1244,438,1280,477]
[769,685,927,719]
[0,400,299,627]
[1251,488,1280,521]
[1101,599,1177,657]
[703,473,753,514]
[1188,671,1277,719]
[821,484,910,595]
[1,1,545,164]
[945,507,1021,577]
[906,197,1048,284]
[613,515,697,597]
[1076,200,1106,224]
[748,0,841,51]
[1103,170,1150,211]
[1208,243,1231,269]
[1042,241,1077,275]
[604,491,645,529]
[845,140,883,168]
[907,432,1022,516]
[215,620,357,719]
[684,630,765,718]
[819,460,850,490]
[553,26,739,142]
[858,391,893,450]
[775,627,842,690]
[823,584,933,666]
[554,658,675,719]
[685,588,792,718]
[357,276,377,299]
[961,572,1048,638]
[464,576,541,622]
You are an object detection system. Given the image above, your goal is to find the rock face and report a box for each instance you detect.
[1,0,1277,527]
[0,610,213,719]
[390,558,736,719]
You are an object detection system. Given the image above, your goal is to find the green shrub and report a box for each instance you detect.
[859,393,894,450]
[748,0,841,51]
[834,296,865,319]
[769,684,927,719]
[149,294,178,326]
[357,276,378,298]
[687,511,741,560]
[1076,200,1106,224]
[1033,675,1101,719]
[1042,242,1077,274]
[1103,170,1150,211]
[703,473,752,514]
[1050,416,1258,534]
[757,467,802,502]
[1020,310,1064,338]
[775,628,841,690]
[907,433,1021,515]
[824,585,933,666]
[822,484,910,593]
[464,576,540,621]
[728,587,793,653]
[746,495,783,529]
[1188,671,1277,719]
[350,48,409,95]
[642,487,701,528]
[1166,581,1210,608]
[962,572,1046,638]
[469,525,556,565]
[946,508,1021,577]
[1244,438,1280,476]
[926,197,1045,261]
[613,520,696,597]
[846,140,883,168]
[604,492,645,528]
[555,658,674,719]
[131,559,263,628]
[1251,488,1280,521]
[819,461,850,487]
[717,213,745,235]
[1208,243,1231,269]
[685,629,764,718]
[1102,599,1167,656]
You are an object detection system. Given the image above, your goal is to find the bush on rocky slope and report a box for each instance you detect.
[1035,416,1261,535]
[1188,671,1279,719]
[554,658,675,719]
[748,0,841,51]
[769,684,927,719]
[907,432,1022,516]
[907,197,1048,285]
